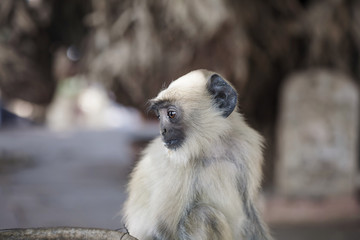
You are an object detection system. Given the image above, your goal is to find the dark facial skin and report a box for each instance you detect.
[149,101,185,150]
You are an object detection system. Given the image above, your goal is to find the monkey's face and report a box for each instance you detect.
[150,102,185,150]
[149,69,238,155]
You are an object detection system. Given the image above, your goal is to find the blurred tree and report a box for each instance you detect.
[0,0,90,105]
[0,0,54,104]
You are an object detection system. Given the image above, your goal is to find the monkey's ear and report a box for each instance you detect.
[207,74,238,118]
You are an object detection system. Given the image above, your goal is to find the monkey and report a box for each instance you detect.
[122,69,272,240]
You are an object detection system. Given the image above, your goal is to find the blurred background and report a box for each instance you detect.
[0,0,359,239]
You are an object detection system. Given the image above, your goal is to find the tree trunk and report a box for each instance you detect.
[0,227,138,240]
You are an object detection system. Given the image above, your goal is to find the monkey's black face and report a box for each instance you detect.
[158,106,185,150]
[149,101,185,150]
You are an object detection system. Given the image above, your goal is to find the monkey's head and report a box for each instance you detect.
[149,69,238,161]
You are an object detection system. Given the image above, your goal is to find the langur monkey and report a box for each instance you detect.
[123,70,272,240]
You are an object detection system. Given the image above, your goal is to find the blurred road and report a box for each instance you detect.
[0,126,157,229]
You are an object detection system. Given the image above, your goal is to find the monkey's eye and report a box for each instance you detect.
[167,110,176,119]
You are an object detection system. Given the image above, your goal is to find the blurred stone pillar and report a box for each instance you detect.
[276,69,359,197]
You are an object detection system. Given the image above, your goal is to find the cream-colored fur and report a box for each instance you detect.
[123,70,269,240]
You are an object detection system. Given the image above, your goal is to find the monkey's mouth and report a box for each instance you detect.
[163,139,182,149]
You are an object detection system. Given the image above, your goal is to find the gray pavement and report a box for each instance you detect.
[0,126,157,229]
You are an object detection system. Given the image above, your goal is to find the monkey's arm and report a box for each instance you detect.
[122,155,154,239]
[177,204,233,240]
[234,127,271,240]
[242,201,272,240]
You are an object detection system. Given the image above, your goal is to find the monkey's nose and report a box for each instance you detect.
[161,128,167,136]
